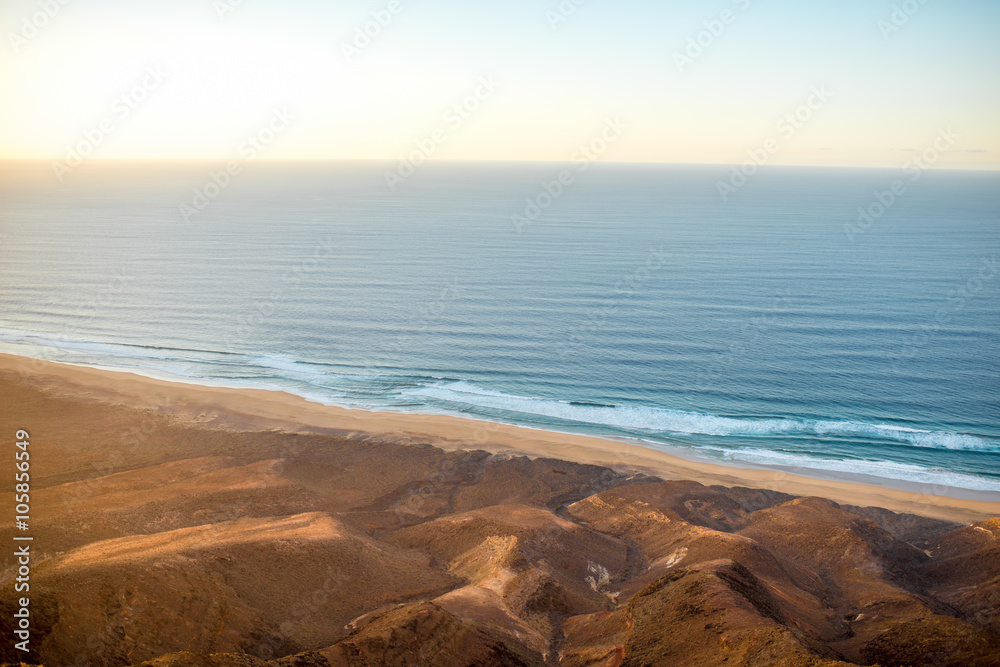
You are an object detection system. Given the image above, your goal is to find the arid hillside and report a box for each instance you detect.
[2,368,999,667]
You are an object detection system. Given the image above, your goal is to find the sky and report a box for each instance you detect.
[1,0,998,168]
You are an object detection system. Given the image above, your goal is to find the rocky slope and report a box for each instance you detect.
[2,375,999,667]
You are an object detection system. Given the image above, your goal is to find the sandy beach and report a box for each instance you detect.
[3,352,998,524]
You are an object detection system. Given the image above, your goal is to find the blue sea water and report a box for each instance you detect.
[1,161,998,497]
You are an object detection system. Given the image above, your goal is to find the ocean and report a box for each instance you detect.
[1,160,998,497]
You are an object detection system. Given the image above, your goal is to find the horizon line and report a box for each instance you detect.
[1,158,997,173]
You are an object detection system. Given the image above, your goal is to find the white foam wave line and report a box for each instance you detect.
[2,334,996,454]
[714,447,1000,492]
[403,381,997,452]
[4,344,999,493]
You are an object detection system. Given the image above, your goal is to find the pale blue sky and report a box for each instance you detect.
[2,0,997,167]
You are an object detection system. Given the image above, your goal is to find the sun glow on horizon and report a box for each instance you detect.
[1,0,998,169]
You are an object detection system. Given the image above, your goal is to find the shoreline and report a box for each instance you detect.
[5,349,998,500]
[3,337,998,494]
[3,351,999,523]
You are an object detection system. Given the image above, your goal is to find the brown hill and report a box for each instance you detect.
[2,367,999,667]
[17,513,457,666]
[918,517,1000,637]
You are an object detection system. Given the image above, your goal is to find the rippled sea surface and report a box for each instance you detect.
[2,161,998,496]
